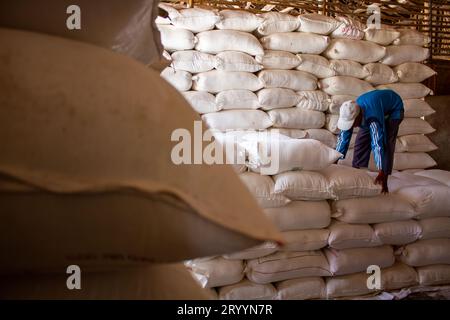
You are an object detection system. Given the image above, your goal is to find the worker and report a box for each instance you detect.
[335,89,404,193]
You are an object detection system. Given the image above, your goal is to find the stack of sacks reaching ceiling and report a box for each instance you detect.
[157,5,448,299]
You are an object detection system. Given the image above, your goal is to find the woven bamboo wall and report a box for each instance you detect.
[161,0,450,60]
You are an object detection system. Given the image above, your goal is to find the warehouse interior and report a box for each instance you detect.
[1,0,450,301]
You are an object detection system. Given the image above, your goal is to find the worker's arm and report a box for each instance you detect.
[368,120,389,193]
[336,129,353,159]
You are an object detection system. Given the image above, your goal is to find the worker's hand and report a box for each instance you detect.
[374,170,389,194]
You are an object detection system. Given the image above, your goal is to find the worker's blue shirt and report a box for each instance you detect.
[336,89,404,172]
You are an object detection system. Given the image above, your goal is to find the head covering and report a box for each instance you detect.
[337,100,360,131]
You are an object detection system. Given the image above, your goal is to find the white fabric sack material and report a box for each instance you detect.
[396,184,450,219]
[195,30,264,56]
[273,170,332,201]
[260,33,331,54]
[264,201,331,231]
[398,135,437,153]
[319,76,374,96]
[280,229,330,252]
[377,83,432,99]
[381,262,419,291]
[243,138,342,175]
[275,277,325,300]
[202,110,272,131]
[256,50,300,70]
[193,71,263,93]
[239,172,290,208]
[393,29,431,46]
[296,90,330,112]
[363,63,398,85]
[258,70,317,91]
[388,171,444,192]
[325,114,340,134]
[323,39,386,64]
[394,63,437,83]
[158,25,197,51]
[275,128,308,139]
[218,279,276,300]
[296,54,336,79]
[215,90,260,110]
[415,169,450,187]
[268,108,325,129]
[364,28,400,46]
[329,95,357,114]
[330,16,365,40]
[186,257,244,288]
[328,221,380,250]
[397,239,450,267]
[305,129,337,148]
[331,194,417,224]
[182,91,221,114]
[160,67,192,92]
[298,14,340,35]
[223,241,278,260]
[170,50,217,74]
[321,165,381,200]
[258,88,300,110]
[403,99,436,118]
[419,217,450,240]
[398,118,435,136]
[373,220,422,246]
[393,152,437,170]
[215,51,262,73]
[326,272,376,299]
[167,7,221,32]
[324,245,395,276]
[215,10,264,32]
[416,265,450,286]
[329,60,369,79]
[257,12,301,35]
[380,45,430,66]
[246,251,332,284]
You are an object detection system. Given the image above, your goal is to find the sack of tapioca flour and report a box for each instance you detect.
[0,28,282,273]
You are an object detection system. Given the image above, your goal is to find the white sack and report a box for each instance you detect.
[256,50,300,70]
[325,114,340,134]
[324,245,394,276]
[258,88,300,110]
[196,30,264,55]
[273,170,332,201]
[168,7,220,32]
[257,12,301,35]
[215,90,260,110]
[264,201,331,231]
[275,277,325,300]
[297,90,330,111]
[182,91,220,114]
[216,51,262,72]
[215,10,264,32]
[364,29,400,46]
[398,239,450,267]
[258,70,317,91]
[305,128,337,148]
[260,33,330,54]
[415,169,450,187]
[186,257,244,288]
[239,172,290,208]
[280,229,330,252]
[296,54,335,79]
[171,50,217,73]
[376,83,432,99]
[326,273,376,299]
[330,59,369,79]
[393,29,431,46]
[396,185,450,219]
[330,16,365,40]
[381,262,419,291]
[329,95,357,114]
[419,217,450,240]
[393,152,437,170]
[373,220,422,246]
[328,221,380,250]
[218,279,276,300]
[202,110,272,131]
[403,99,436,117]
[158,25,197,51]
[398,135,437,153]
[193,70,263,93]
[363,63,398,85]
[398,118,435,136]
[380,45,430,66]
[223,241,278,260]
[331,194,417,224]
[394,63,436,83]
[298,14,340,35]
[246,251,332,284]
[323,39,386,64]
[417,265,450,286]
[160,67,192,91]
[320,76,374,96]
[268,108,325,129]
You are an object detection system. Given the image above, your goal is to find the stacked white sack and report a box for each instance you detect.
[157,6,446,299]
